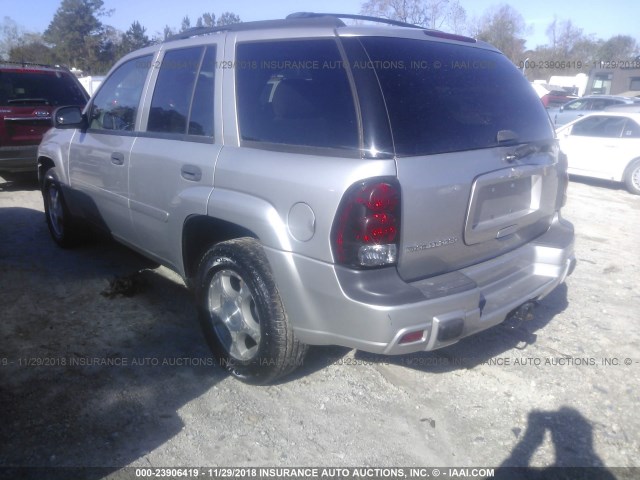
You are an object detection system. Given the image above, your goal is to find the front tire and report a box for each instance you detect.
[196,238,307,384]
[623,159,640,195]
[42,169,85,248]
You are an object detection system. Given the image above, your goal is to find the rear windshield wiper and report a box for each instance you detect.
[497,129,518,144]
[497,130,538,162]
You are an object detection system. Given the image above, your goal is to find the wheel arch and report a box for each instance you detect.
[182,215,257,284]
[37,156,55,189]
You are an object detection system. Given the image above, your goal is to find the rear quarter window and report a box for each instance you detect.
[353,37,554,156]
[235,40,359,152]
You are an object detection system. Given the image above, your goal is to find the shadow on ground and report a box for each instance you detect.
[0,173,39,192]
[569,175,626,193]
[0,206,224,477]
[494,407,617,479]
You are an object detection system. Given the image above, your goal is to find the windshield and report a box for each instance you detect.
[352,37,554,156]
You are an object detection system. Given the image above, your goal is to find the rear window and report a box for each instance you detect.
[353,37,553,156]
[0,70,87,107]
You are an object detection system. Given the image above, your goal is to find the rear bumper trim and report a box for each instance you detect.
[269,214,574,355]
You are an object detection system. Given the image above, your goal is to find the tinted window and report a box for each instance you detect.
[0,70,87,107]
[571,116,626,138]
[89,56,152,131]
[564,99,589,111]
[189,47,215,137]
[148,47,215,136]
[236,40,358,150]
[355,37,553,156]
[589,99,617,110]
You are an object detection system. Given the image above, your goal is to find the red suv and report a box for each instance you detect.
[0,62,88,173]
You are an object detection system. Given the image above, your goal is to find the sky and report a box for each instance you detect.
[2,0,639,50]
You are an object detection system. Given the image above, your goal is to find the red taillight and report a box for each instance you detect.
[358,213,398,244]
[357,182,399,212]
[332,178,401,268]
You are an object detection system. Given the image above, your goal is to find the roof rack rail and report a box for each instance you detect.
[164,16,346,42]
[286,12,421,29]
[165,25,229,42]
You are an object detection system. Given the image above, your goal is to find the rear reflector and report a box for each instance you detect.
[399,330,424,344]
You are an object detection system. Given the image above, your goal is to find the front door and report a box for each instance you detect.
[69,55,153,241]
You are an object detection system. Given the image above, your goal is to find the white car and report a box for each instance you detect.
[556,112,640,195]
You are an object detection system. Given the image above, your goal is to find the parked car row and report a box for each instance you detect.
[532,90,640,195]
[547,94,640,126]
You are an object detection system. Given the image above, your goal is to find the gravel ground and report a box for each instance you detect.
[0,173,638,477]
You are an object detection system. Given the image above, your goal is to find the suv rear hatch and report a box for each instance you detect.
[353,36,561,281]
[0,67,87,147]
[0,105,53,147]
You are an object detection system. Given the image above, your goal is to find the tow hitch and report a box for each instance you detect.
[503,301,537,330]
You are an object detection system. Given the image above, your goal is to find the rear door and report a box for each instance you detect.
[128,44,221,269]
[68,55,153,240]
[351,36,561,281]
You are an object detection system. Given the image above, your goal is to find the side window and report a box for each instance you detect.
[147,46,215,137]
[235,40,358,151]
[589,99,608,110]
[565,99,588,111]
[571,116,604,136]
[189,47,215,137]
[571,116,625,138]
[89,55,152,131]
[623,119,640,138]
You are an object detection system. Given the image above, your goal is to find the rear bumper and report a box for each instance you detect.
[266,213,575,355]
[0,145,38,172]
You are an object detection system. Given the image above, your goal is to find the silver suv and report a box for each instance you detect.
[38,13,575,384]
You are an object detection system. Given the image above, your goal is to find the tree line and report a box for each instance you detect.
[360,0,639,79]
[1,0,638,78]
[0,0,240,74]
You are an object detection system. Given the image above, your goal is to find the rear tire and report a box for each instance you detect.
[42,169,86,248]
[623,159,640,195]
[195,237,307,384]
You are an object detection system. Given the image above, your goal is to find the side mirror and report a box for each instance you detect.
[559,106,564,112]
[54,106,87,130]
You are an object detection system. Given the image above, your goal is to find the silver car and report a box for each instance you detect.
[38,13,575,384]
[551,94,640,126]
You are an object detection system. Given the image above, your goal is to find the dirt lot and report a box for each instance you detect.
[0,173,638,477]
